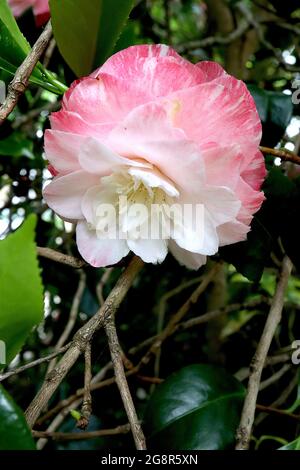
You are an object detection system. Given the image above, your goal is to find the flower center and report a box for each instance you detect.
[91,166,180,240]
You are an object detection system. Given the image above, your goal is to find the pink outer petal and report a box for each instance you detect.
[8,0,33,17]
[60,74,153,126]
[240,150,267,191]
[235,178,265,224]
[169,240,207,270]
[217,220,250,246]
[196,61,226,82]
[76,221,129,267]
[33,0,50,24]
[171,78,262,149]
[50,110,113,139]
[93,44,206,98]
[43,170,99,220]
[44,130,84,175]
[108,102,205,193]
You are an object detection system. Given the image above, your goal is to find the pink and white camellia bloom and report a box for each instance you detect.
[8,0,50,26]
[43,44,266,269]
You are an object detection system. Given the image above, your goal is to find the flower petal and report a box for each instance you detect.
[43,170,99,220]
[79,137,152,175]
[172,79,262,148]
[76,221,129,267]
[169,240,207,270]
[127,238,168,264]
[94,44,205,97]
[109,102,205,193]
[44,130,84,175]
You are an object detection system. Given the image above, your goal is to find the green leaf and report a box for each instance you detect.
[278,436,300,450]
[50,0,135,76]
[0,384,35,450]
[0,132,34,158]
[143,364,245,450]
[0,0,66,94]
[220,217,273,282]
[248,85,293,146]
[0,215,44,365]
[0,0,42,79]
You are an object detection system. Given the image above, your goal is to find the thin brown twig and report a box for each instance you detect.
[255,374,298,426]
[0,345,69,382]
[259,363,291,391]
[36,363,113,449]
[37,247,86,268]
[97,268,114,306]
[260,146,300,166]
[48,270,86,373]
[77,343,92,430]
[0,22,53,124]
[235,256,293,450]
[104,315,146,450]
[255,404,300,421]
[33,424,131,442]
[25,256,144,427]
[177,19,249,53]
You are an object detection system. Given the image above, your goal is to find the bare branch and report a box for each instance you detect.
[0,22,53,124]
[260,146,300,166]
[33,424,131,442]
[236,256,293,450]
[37,247,86,269]
[77,343,92,430]
[105,316,146,450]
[25,256,144,427]
[47,270,86,373]
[0,345,69,382]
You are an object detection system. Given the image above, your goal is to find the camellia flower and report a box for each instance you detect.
[43,45,266,269]
[8,0,50,26]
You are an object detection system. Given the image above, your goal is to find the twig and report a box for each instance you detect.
[97,268,114,306]
[0,345,69,382]
[235,352,290,382]
[104,316,146,450]
[255,404,300,421]
[138,263,222,369]
[235,256,293,450]
[176,19,249,53]
[36,363,113,449]
[77,343,92,430]
[47,270,86,373]
[254,374,298,426]
[37,247,86,268]
[33,424,131,442]
[259,363,291,391]
[260,146,300,166]
[0,22,53,124]
[25,256,144,427]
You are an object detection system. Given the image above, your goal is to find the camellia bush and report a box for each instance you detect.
[0,0,300,452]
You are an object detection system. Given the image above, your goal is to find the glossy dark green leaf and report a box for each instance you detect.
[278,436,300,450]
[0,385,35,450]
[50,0,135,76]
[220,217,273,282]
[0,0,44,81]
[0,215,44,365]
[248,85,293,146]
[143,364,245,450]
[0,132,33,158]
